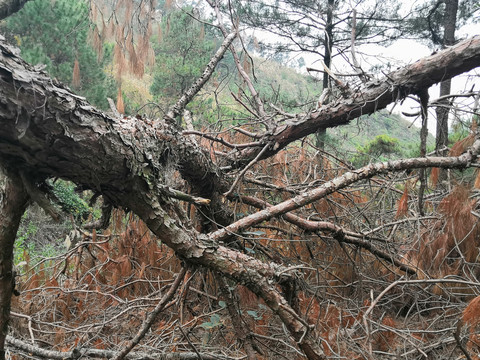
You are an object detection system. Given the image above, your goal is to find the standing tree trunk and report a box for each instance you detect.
[435,0,459,155]
[0,167,28,360]
[315,0,334,161]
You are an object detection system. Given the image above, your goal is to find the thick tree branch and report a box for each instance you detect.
[19,171,61,221]
[232,35,480,165]
[6,335,229,360]
[0,37,325,360]
[0,31,479,360]
[0,0,29,20]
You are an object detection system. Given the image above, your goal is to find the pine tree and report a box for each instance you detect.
[234,0,404,156]
[150,7,216,101]
[2,0,115,108]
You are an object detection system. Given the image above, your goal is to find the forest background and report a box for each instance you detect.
[0,0,479,359]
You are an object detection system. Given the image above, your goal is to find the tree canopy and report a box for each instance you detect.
[1,0,115,108]
[151,7,216,100]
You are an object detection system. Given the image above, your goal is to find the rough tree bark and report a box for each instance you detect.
[0,167,28,360]
[435,0,459,154]
[0,20,479,360]
[315,0,335,155]
[0,0,28,20]
[0,37,326,359]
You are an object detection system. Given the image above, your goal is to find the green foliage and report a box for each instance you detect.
[151,8,216,100]
[235,0,403,62]
[252,57,319,110]
[184,54,320,129]
[329,111,434,157]
[14,217,62,268]
[364,134,400,156]
[187,96,221,126]
[51,180,90,220]
[352,134,400,167]
[14,219,37,266]
[2,0,115,108]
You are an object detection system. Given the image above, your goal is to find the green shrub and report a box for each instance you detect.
[352,134,400,167]
[51,180,90,220]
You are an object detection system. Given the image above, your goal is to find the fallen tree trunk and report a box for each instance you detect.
[5,334,229,360]
[0,33,479,359]
[0,38,326,359]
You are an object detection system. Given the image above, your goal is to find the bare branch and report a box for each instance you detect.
[166,32,237,120]
[112,267,187,360]
[211,137,480,242]
[350,9,369,83]
[182,130,262,149]
[233,35,480,165]
[236,194,417,275]
[223,143,270,197]
[208,0,269,126]
[6,334,229,360]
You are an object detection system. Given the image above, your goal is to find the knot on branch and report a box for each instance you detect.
[19,172,62,222]
[332,228,346,242]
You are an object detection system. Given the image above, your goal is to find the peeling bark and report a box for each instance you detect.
[0,167,28,360]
